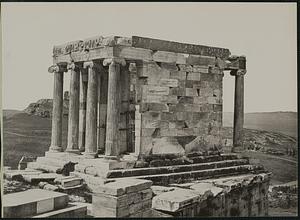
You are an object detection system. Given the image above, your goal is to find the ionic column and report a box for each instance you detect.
[83,61,100,158]
[78,68,88,152]
[66,62,80,153]
[103,58,126,156]
[48,63,67,152]
[97,68,108,154]
[232,67,246,153]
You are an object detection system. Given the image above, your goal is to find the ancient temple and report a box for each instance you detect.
[47,35,246,157]
[24,36,270,217]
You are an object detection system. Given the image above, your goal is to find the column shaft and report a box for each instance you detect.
[233,74,244,152]
[105,62,120,156]
[49,71,64,152]
[97,70,108,154]
[66,64,80,153]
[78,70,88,152]
[84,62,98,158]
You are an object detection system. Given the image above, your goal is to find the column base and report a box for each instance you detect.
[65,148,81,154]
[83,152,98,159]
[231,146,244,153]
[103,155,119,160]
[48,145,63,152]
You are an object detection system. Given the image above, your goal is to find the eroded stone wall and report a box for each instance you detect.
[131,61,224,155]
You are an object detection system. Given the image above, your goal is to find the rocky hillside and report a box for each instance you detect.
[23,92,69,118]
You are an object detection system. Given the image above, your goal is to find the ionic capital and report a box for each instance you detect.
[83,61,101,71]
[67,62,81,72]
[230,69,247,76]
[103,57,126,67]
[48,63,67,73]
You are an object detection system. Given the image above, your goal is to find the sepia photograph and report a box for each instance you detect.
[1,2,298,218]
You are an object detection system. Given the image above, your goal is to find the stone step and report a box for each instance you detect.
[141,151,228,162]
[111,165,265,186]
[106,159,249,178]
[22,173,61,184]
[188,154,240,164]
[4,170,43,181]
[70,171,114,192]
[36,156,71,168]
[31,202,87,218]
[141,154,241,168]
[27,161,61,173]
[3,189,69,218]
[142,153,239,165]
[54,176,83,188]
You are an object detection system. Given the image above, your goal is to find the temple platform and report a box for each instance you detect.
[26,152,266,189]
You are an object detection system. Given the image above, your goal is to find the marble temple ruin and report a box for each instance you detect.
[4,36,271,218]
[47,35,246,156]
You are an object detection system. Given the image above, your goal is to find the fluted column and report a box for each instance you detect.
[103,58,126,156]
[83,61,100,158]
[78,68,88,152]
[48,63,67,152]
[66,62,80,153]
[231,58,246,153]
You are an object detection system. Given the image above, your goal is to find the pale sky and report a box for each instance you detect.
[1,2,297,112]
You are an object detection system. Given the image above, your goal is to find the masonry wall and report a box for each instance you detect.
[131,61,224,155]
[153,180,269,217]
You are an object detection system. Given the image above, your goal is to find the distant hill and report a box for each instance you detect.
[3,109,21,119]
[223,112,297,138]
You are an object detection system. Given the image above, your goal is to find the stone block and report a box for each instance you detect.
[142,103,169,112]
[127,189,153,205]
[158,78,179,87]
[200,104,214,112]
[178,96,194,104]
[186,72,201,81]
[141,128,157,137]
[176,128,195,136]
[3,189,68,218]
[176,112,192,121]
[194,96,207,104]
[160,128,178,136]
[92,193,128,208]
[153,51,186,65]
[192,81,202,89]
[92,178,152,196]
[170,70,186,80]
[186,55,216,66]
[142,85,170,96]
[129,199,152,214]
[161,95,178,104]
[4,170,43,181]
[161,112,176,121]
[208,96,218,104]
[169,103,185,112]
[92,204,129,217]
[22,173,60,184]
[213,104,223,112]
[151,186,176,196]
[190,182,224,197]
[151,137,185,155]
[142,118,162,129]
[160,62,179,71]
[54,176,83,188]
[186,88,199,97]
[32,202,87,218]
[178,64,193,72]
[152,188,200,212]
[193,65,209,73]
[170,87,185,96]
